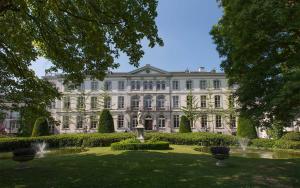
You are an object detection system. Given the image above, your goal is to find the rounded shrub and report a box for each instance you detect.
[237,117,257,139]
[98,109,114,133]
[179,115,191,133]
[281,132,300,141]
[31,117,49,137]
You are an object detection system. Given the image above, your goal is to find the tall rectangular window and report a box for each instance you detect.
[49,101,56,109]
[200,95,207,108]
[91,81,98,91]
[76,116,83,129]
[201,115,207,128]
[172,80,179,90]
[104,97,111,109]
[63,96,71,109]
[132,116,138,127]
[77,96,85,109]
[173,115,179,128]
[104,81,112,91]
[200,80,207,90]
[216,115,222,128]
[143,81,153,90]
[62,116,69,129]
[131,81,140,90]
[215,95,221,108]
[230,115,236,128]
[118,96,124,109]
[118,115,124,128]
[156,81,165,90]
[90,115,97,129]
[172,96,179,108]
[186,80,193,90]
[90,97,97,109]
[213,80,221,89]
[118,81,125,91]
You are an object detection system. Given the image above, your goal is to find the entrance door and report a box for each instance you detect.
[145,120,153,130]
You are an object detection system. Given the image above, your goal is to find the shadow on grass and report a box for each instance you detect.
[0,149,299,188]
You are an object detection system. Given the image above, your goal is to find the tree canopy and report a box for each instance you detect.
[0,0,163,109]
[210,0,300,127]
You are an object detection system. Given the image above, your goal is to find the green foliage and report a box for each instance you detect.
[179,115,191,133]
[273,140,300,150]
[31,117,50,137]
[98,109,114,133]
[250,138,275,148]
[282,132,300,141]
[111,139,169,150]
[267,120,285,139]
[210,0,300,127]
[181,91,201,127]
[237,117,257,139]
[1,0,162,111]
[0,133,134,152]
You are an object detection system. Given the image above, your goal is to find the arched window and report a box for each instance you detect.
[157,95,165,109]
[158,115,165,128]
[131,95,140,110]
[144,95,152,109]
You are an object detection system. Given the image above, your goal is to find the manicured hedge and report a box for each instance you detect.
[273,139,300,150]
[111,138,170,150]
[0,133,134,152]
[250,138,276,148]
[145,132,238,146]
[281,132,300,141]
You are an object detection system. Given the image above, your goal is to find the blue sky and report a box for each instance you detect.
[32,0,223,77]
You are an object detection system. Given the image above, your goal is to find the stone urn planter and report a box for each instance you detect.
[210,146,230,167]
[12,148,36,169]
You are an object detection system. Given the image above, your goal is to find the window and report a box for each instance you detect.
[118,81,125,91]
[186,80,193,90]
[90,115,97,129]
[200,95,207,108]
[143,81,153,90]
[62,116,69,129]
[214,95,221,108]
[173,115,179,128]
[49,101,56,109]
[77,96,85,109]
[131,95,139,109]
[77,83,85,91]
[104,97,111,109]
[132,115,138,127]
[131,80,140,90]
[91,97,97,109]
[201,115,207,128]
[228,95,235,108]
[76,116,83,129]
[91,81,98,91]
[118,96,124,109]
[118,115,124,128]
[216,115,222,128]
[200,80,207,90]
[172,80,179,90]
[213,80,221,89]
[156,81,166,90]
[104,81,112,91]
[230,115,236,128]
[144,95,152,109]
[172,96,179,108]
[157,95,165,109]
[158,115,165,128]
[63,96,71,109]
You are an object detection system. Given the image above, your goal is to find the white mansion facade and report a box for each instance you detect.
[44,64,238,135]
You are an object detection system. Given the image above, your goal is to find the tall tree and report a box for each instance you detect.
[210,0,300,128]
[181,90,201,128]
[0,0,163,109]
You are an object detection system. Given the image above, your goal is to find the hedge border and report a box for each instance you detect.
[111,141,170,150]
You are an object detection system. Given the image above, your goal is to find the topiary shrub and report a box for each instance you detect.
[31,117,49,137]
[281,132,300,141]
[179,115,191,133]
[237,117,257,139]
[98,109,114,133]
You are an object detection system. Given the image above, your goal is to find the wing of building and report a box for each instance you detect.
[43,64,239,135]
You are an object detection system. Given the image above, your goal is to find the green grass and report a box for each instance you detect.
[0,145,299,188]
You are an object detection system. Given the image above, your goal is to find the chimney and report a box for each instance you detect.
[198,67,205,72]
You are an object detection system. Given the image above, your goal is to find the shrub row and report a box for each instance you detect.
[0,133,134,152]
[250,138,276,148]
[145,132,238,146]
[250,138,300,150]
[281,132,300,141]
[111,139,170,150]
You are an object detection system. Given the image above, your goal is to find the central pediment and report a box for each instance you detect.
[129,64,169,75]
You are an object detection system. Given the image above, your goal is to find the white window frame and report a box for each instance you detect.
[90,96,97,109]
[172,80,179,90]
[200,95,207,108]
[216,115,222,128]
[172,96,179,108]
[118,81,125,91]
[214,95,221,108]
[200,80,207,90]
[173,115,179,128]
[158,115,165,128]
[186,80,193,90]
[118,96,124,109]
[118,115,124,128]
[90,115,97,129]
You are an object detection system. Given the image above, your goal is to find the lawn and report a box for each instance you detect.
[0,145,299,188]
